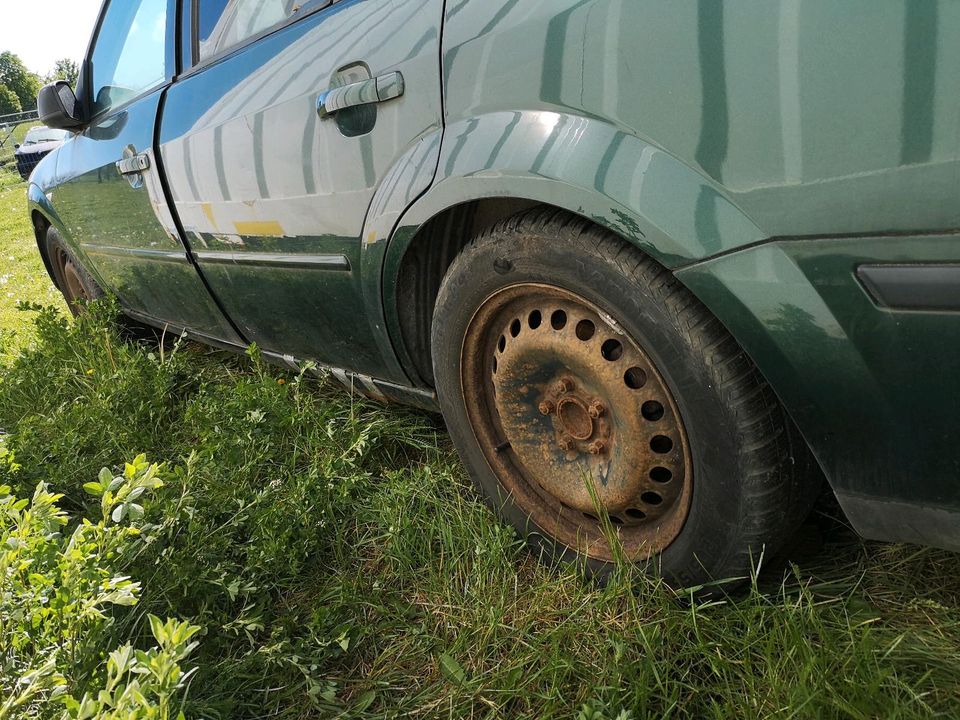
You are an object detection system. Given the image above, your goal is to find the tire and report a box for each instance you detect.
[45,226,105,316]
[431,208,817,588]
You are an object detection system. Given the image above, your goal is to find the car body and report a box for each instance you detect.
[26,0,960,574]
[14,126,68,180]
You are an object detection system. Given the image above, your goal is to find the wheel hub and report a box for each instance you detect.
[463,284,693,561]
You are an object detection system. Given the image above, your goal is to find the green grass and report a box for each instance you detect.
[0,183,959,718]
[0,176,65,355]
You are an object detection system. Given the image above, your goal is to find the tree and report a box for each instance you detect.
[47,58,80,88]
[0,52,40,111]
[0,84,21,116]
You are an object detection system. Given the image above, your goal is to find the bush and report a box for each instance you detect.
[0,454,199,719]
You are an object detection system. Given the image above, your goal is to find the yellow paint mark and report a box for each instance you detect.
[201,203,218,230]
[365,231,378,246]
[234,220,285,237]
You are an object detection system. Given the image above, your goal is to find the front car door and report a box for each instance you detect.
[159,0,444,377]
[53,0,242,344]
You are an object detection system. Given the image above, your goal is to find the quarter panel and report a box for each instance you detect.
[388,112,766,269]
[676,235,960,546]
[442,0,960,241]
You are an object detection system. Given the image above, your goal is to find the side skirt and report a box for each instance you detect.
[123,309,440,413]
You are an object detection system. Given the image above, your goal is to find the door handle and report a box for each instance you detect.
[316,71,404,119]
[116,152,150,176]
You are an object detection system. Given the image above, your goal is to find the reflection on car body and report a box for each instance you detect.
[14,126,68,180]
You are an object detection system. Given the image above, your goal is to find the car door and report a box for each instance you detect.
[53,0,242,344]
[159,0,444,377]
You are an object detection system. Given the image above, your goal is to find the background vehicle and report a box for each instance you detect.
[26,0,960,588]
[13,126,67,179]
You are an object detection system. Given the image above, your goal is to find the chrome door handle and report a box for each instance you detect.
[116,152,150,176]
[316,71,404,118]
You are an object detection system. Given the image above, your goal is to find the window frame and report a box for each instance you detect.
[79,0,179,125]
[180,0,336,77]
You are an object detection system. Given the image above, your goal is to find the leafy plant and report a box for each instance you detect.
[0,457,198,719]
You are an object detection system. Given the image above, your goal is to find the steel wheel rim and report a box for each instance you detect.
[53,247,89,310]
[461,284,693,562]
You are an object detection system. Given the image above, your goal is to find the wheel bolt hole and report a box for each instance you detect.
[625,507,646,520]
[575,319,595,341]
[492,357,498,374]
[498,335,506,352]
[624,367,646,389]
[528,309,542,329]
[650,435,673,453]
[641,491,663,506]
[510,318,521,337]
[650,466,672,483]
[582,512,599,522]
[551,309,567,330]
[601,339,623,361]
[608,514,624,526]
[641,400,664,421]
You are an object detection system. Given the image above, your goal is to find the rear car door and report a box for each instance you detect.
[160,0,444,377]
[53,0,242,344]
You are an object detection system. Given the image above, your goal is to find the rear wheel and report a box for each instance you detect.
[431,209,817,587]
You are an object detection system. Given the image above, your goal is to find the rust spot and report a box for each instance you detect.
[459,283,693,563]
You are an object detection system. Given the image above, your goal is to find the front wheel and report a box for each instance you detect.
[45,226,104,316]
[431,209,817,588]
[44,226,158,341]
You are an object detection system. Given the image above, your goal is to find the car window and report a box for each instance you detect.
[197,0,329,61]
[89,0,168,117]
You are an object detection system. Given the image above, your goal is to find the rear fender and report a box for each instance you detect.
[384,112,765,272]
[374,111,764,385]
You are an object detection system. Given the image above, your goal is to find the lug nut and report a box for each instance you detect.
[559,436,575,451]
[539,400,555,415]
[588,400,605,418]
[556,378,573,394]
[588,440,606,455]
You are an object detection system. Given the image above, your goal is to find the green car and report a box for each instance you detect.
[28,0,960,587]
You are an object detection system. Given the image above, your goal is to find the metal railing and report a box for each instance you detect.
[0,109,41,181]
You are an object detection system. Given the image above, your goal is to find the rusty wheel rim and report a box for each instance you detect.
[461,284,693,562]
[52,247,90,312]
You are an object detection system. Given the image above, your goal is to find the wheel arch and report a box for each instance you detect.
[27,183,63,291]
[381,111,768,388]
[384,202,826,495]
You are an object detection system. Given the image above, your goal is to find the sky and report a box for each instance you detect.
[0,0,104,77]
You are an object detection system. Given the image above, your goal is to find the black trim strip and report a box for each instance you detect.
[82,244,187,263]
[193,251,351,271]
[856,264,960,312]
[179,0,334,78]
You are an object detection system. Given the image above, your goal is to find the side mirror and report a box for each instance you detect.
[37,81,84,130]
